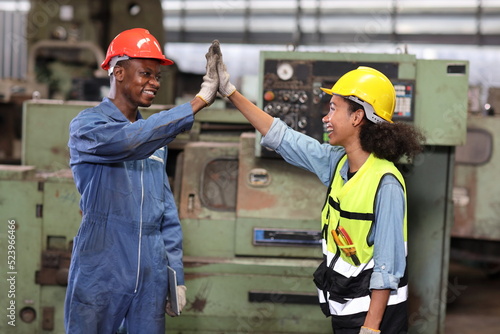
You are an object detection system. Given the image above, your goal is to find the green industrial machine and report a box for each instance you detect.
[170,52,470,334]
[0,50,468,334]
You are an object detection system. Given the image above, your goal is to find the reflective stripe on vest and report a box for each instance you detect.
[318,285,408,316]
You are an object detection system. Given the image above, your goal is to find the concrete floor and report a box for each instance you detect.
[445,260,500,333]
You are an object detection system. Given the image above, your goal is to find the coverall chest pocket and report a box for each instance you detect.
[144,156,167,202]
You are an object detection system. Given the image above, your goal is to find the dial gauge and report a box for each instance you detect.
[277,63,294,81]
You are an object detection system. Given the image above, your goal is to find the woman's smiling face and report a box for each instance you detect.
[322,95,359,147]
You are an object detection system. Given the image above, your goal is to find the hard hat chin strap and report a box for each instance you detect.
[108,75,117,99]
[107,55,130,99]
[345,95,387,124]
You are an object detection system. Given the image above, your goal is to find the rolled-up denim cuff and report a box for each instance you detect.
[370,271,399,291]
[261,118,286,150]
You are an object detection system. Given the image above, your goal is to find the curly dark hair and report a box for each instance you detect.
[346,98,425,163]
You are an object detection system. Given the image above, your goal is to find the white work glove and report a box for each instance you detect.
[165,285,187,317]
[212,40,236,97]
[196,41,219,106]
[359,326,380,334]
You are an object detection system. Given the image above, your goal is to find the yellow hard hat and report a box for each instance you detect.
[320,66,396,123]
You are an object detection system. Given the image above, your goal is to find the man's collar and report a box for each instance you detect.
[101,97,143,122]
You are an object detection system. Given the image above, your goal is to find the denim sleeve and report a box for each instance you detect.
[261,118,344,186]
[369,174,406,291]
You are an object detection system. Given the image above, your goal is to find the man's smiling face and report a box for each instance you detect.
[120,58,162,108]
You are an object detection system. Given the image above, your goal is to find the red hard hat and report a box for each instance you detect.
[101,28,173,70]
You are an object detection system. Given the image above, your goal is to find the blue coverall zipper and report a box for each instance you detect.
[134,160,145,293]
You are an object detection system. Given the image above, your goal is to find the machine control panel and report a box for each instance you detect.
[393,81,415,119]
[260,59,415,157]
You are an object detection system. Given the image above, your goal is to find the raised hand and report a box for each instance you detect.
[195,40,220,105]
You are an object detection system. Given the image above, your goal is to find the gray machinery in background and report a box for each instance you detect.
[452,107,500,275]
[0,0,175,163]
[0,50,469,333]
[24,0,172,103]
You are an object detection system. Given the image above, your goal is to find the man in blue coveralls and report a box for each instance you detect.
[64,28,219,333]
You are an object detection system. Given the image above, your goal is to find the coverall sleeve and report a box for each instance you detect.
[369,175,406,291]
[161,148,185,285]
[69,103,194,164]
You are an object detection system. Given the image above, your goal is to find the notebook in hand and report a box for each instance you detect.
[167,266,180,316]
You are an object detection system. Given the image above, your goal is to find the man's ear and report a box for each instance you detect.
[113,65,125,82]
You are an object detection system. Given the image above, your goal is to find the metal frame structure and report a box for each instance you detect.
[163,0,500,46]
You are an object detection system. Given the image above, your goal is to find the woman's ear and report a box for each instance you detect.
[352,108,365,127]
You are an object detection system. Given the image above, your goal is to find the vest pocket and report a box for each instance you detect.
[313,258,329,291]
[313,255,344,299]
[313,259,332,317]
[314,257,373,304]
[331,226,362,266]
[328,269,372,302]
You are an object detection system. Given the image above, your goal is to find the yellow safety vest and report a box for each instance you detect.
[321,153,407,266]
[314,153,408,326]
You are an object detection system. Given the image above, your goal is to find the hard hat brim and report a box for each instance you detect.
[159,58,175,66]
[320,87,334,95]
[101,56,174,70]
